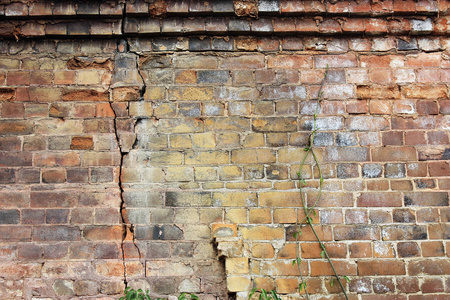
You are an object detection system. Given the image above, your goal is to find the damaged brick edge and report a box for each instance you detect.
[109,38,147,288]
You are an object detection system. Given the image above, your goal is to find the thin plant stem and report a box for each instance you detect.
[294,65,349,300]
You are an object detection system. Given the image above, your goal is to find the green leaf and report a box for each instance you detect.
[298,283,303,292]
[330,279,334,287]
[304,147,309,151]
[270,290,280,300]
[313,210,317,217]
[320,250,325,258]
[127,290,136,300]
[248,288,257,300]
[292,259,296,266]
[343,276,351,282]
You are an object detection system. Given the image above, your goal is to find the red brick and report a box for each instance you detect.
[315,53,358,68]
[295,19,318,33]
[273,18,296,32]
[393,0,418,13]
[42,168,66,183]
[0,152,32,167]
[369,100,391,115]
[404,192,449,207]
[382,131,403,146]
[418,68,440,83]
[349,242,372,258]
[405,131,427,145]
[429,161,450,177]
[357,85,400,99]
[83,225,124,241]
[342,18,365,32]
[408,259,450,275]
[319,19,341,34]
[7,71,30,86]
[33,226,80,241]
[30,191,78,208]
[268,55,312,69]
[358,260,405,275]
[397,277,419,293]
[310,260,356,276]
[257,38,279,52]
[372,147,417,162]
[62,88,109,102]
[0,262,41,279]
[280,37,303,50]
[0,88,15,101]
[388,19,411,34]
[33,153,80,167]
[365,19,388,35]
[422,241,445,257]
[406,53,441,67]
[1,103,24,118]
[71,136,94,150]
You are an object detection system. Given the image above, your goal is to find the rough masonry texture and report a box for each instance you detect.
[0,0,449,299]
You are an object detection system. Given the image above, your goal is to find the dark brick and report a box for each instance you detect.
[0,152,32,167]
[228,19,250,32]
[197,70,229,84]
[43,243,68,259]
[34,226,81,241]
[189,37,211,51]
[0,137,21,151]
[46,209,70,224]
[414,179,436,189]
[385,163,406,178]
[393,209,415,223]
[94,244,120,259]
[397,38,418,50]
[397,242,420,258]
[67,22,90,35]
[0,168,15,183]
[146,242,170,258]
[67,168,89,183]
[172,242,194,257]
[404,192,449,207]
[212,38,234,51]
[160,225,183,240]
[90,167,114,183]
[335,132,357,146]
[152,38,179,51]
[22,209,45,225]
[178,103,201,117]
[212,0,234,13]
[18,244,43,260]
[31,192,78,208]
[313,132,334,147]
[135,225,160,240]
[0,210,20,224]
[381,225,427,240]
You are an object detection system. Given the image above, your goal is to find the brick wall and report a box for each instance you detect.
[0,1,449,299]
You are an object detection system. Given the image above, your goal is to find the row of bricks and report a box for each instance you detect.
[4,67,450,87]
[0,147,446,168]
[4,16,445,38]
[2,86,449,105]
[1,36,449,55]
[2,203,445,226]
[0,223,447,242]
[0,0,442,18]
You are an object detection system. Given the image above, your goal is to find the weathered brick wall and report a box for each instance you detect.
[0,1,450,299]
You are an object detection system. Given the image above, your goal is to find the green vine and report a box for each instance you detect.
[292,65,350,300]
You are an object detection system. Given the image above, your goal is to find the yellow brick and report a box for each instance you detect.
[290,164,313,180]
[274,208,297,224]
[249,182,272,189]
[213,192,257,207]
[154,102,176,118]
[129,101,153,117]
[125,261,144,277]
[259,192,302,207]
[192,132,216,149]
[144,86,165,100]
[278,148,322,164]
[121,167,141,183]
[179,182,200,189]
[226,182,249,189]
[164,166,194,182]
[202,182,223,189]
[175,208,199,224]
[185,151,229,165]
[169,87,213,101]
[138,151,183,165]
[219,166,242,180]
[254,277,275,291]
[275,278,299,294]
[194,166,217,181]
[159,119,204,133]
[226,209,247,224]
[240,226,284,240]
[216,133,240,148]
[277,243,297,259]
[77,70,100,85]
[227,276,251,292]
[175,70,197,84]
[204,117,250,132]
[273,181,296,190]
[260,260,303,276]
[231,149,276,164]
[251,243,275,258]
[251,260,261,275]
[298,209,320,224]
[242,133,264,148]
[170,134,192,149]
[249,208,272,224]
[212,223,237,238]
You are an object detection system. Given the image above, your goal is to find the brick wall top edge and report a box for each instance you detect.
[1,0,446,19]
